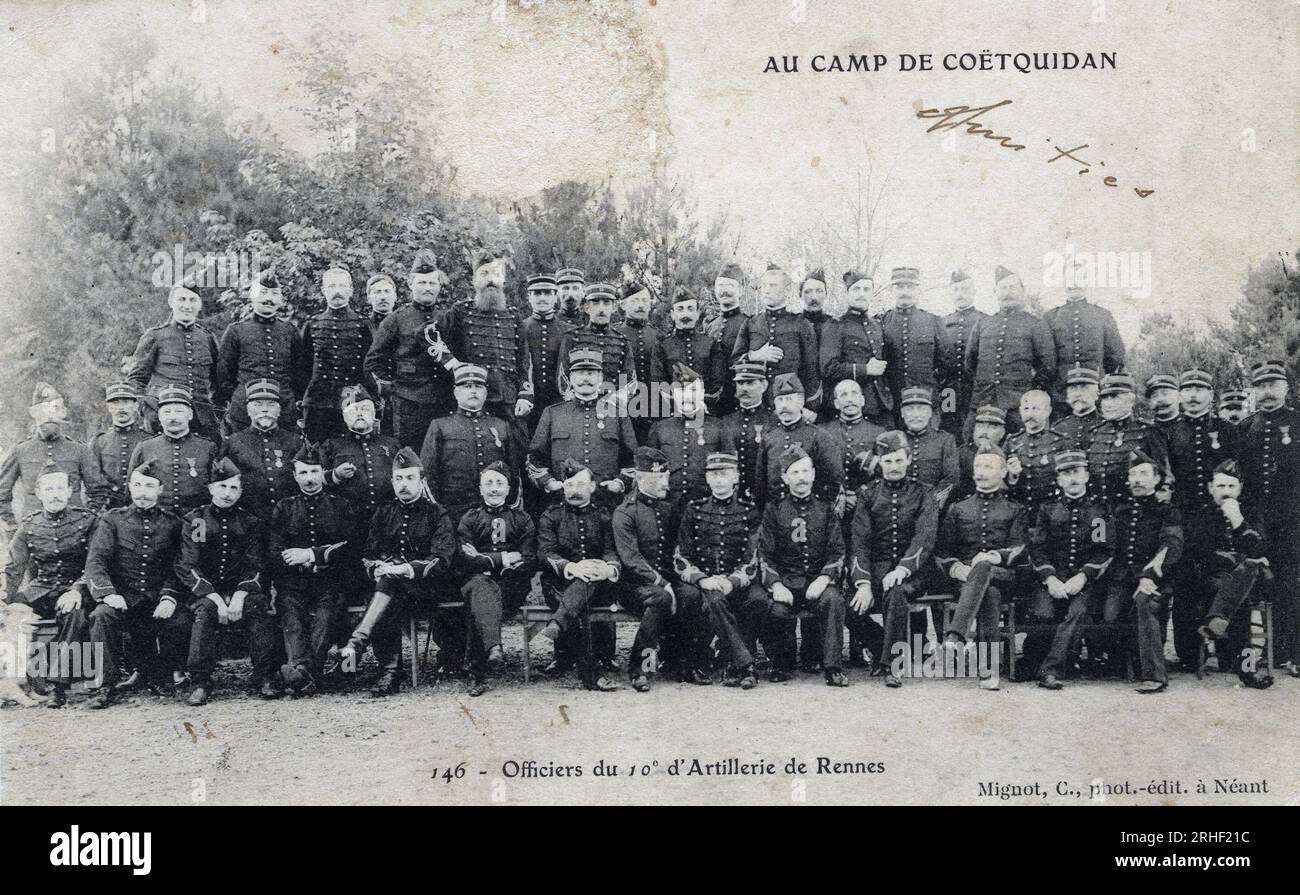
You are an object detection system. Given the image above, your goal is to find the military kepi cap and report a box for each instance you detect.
[731,361,767,382]
[1099,373,1135,396]
[157,385,193,408]
[890,267,920,287]
[567,348,603,372]
[900,386,932,407]
[1179,369,1214,390]
[1250,360,1288,385]
[555,268,586,286]
[245,378,281,403]
[1066,366,1101,387]
[1219,389,1249,407]
[453,364,489,387]
[705,452,739,471]
[634,446,669,473]
[104,382,138,402]
[975,405,1007,425]
[1144,373,1179,396]
[1053,450,1088,472]
[583,283,618,303]
[526,273,557,291]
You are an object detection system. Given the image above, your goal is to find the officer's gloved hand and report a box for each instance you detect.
[153,597,177,620]
[206,593,230,625]
[55,589,82,615]
[228,590,247,623]
[333,462,357,481]
[850,583,873,614]
[104,594,128,611]
[515,399,533,418]
[771,582,795,606]
[865,358,888,377]
[882,566,910,590]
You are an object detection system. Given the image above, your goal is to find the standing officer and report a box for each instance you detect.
[319,385,403,526]
[1004,390,1070,521]
[754,373,843,511]
[673,452,762,689]
[966,266,1056,433]
[656,287,726,412]
[300,266,373,443]
[752,446,848,686]
[613,446,706,691]
[1145,373,1182,434]
[731,263,822,416]
[520,273,573,434]
[128,385,218,517]
[126,285,222,440]
[706,263,749,416]
[175,458,278,705]
[1165,369,1238,668]
[957,405,1008,499]
[819,380,887,497]
[1084,374,1170,506]
[218,379,304,520]
[897,386,959,507]
[939,269,988,440]
[555,284,638,405]
[531,459,622,692]
[89,382,151,510]
[1055,366,1103,449]
[340,447,456,696]
[721,362,775,504]
[3,467,97,708]
[646,370,733,500]
[0,383,97,529]
[880,267,954,422]
[798,268,832,343]
[81,460,188,708]
[455,461,537,697]
[616,280,664,443]
[1042,285,1125,412]
[364,274,398,436]
[420,364,522,523]
[1025,450,1113,690]
[556,267,587,327]
[1239,360,1300,675]
[365,250,456,449]
[216,270,305,435]
[430,249,534,424]
[271,442,357,696]
[819,271,892,427]
[846,430,941,686]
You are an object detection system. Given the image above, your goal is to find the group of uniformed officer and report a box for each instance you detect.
[2,253,1297,706]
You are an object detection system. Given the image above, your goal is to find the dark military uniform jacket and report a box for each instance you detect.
[437,302,533,407]
[966,309,1057,410]
[616,318,664,399]
[456,504,537,581]
[848,478,939,585]
[1055,410,1100,450]
[646,415,735,500]
[537,501,620,585]
[903,428,960,499]
[1166,411,1239,520]
[656,328,726,405]
[362,495,456,583]
[300,305,373,409]
[707,307,750,416]
[4,506,97,606]
[0,435,98,525]
[126,318,220,408]
[1005,426,1070,518]
[721,404,776,503]
[755,419,845,509]
[219,425,304,518]
[613,492,684,590]
[215,313,306,408]
[1085,415,1170,505]
[731,308,822,409]
[1028,494,1114,585]
[818,308,893,422]
[270,490,357,586]
[85,504,184,607]
[129,432,219,516]
[1111,493,1183,584]
[364,302,455,409]
[89,424,151,509]
[521,313,573,415]
[556,324,638,397]
[1042,298,1125,388]
[935,490,1028,572]
[176,503,266,598]
[803,310,831,345]
[527,398,638,491]
[820,416,886,492]
[1240,405,1300,522]
[420,409,522,520]
[673,492,759,591]
[757,494,845,589]
[880,306,955,403]
[319,430,403,522]
[940,306,988,419]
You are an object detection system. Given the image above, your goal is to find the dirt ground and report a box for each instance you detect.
[2,624,1296,806]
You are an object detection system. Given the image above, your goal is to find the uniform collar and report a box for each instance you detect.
[566,500,594,514]
[326,305,352,317]
[458,408,485,420]
[43,507,67,521]
[722,307,741,319]
[164,431,191,443]
[349,429,375,440]
[623,317,646,329]
[532,311,556,322]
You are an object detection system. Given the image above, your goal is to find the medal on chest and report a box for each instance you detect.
[187,457,198,478]
[753,423,763,444]
[1281,425,1292,446]
[273,449,283,469]
[1208,431,1220,451]
[1114,431,1124,448]
[489,426,502,448]
[1040,453,1049,465]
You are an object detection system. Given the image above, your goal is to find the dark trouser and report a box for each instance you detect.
[281,584,344,679]
[302,405,345,444]
[1260,516,1299,666]
[1102,576,1167,683]
[460,575,529,674]
[845,575,920,673]
[624,584,678,678]
[1026,585,1095,677]
[87,599,192,688]
[23,592,91,687]
[749,581,845,671]
[944,561,1007,648]
[542,578,617,687]
[679,582,755,670]
[349,578,465,675]
[1204,565,1263,673]
[187,592,280,687]
[393,396,441,451]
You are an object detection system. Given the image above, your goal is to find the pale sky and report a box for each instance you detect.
[2,0,1296,341]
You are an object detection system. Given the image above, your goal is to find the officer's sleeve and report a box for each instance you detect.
[298,319,315,396]
[3,520,30,602]
[599,510,621,576]
[756,503,781,587]
[515,321,534,402]
[1027,504,1055,581]
[1102,309,1125,374]
[288,327,308,400]
[905,489,941,576]
[799,320,822,411]
[362,505,385,566]
[418,422,443,503]
[86,435,109,509]
[729,317,753,365]
[84,514,120,601]
[0,448,21,526]
[363,316,397,386]
[753,437,770,512]
[999,502,1029,567]
[202,330,220,404]
[848,489,873,586]
[718,421,736,455]
[704,337,726,405]
[820,506,845,579]
[213,323,240,406]
[413,503,456,578]
[554,331,574,400]
[939,436,960,493]
[613,505,664,588]
[1080,505,1114,582]
[1030,317,1056,392]
[526,406,556,491]
[731,505,761,590]
[934,504,962,578]
[537,505,567,578]
[455,512,493,574]
[175,511,215,599]
[617,413,639,462]
[818,320,845,387]
[671,504,705,585]
[268,501,289,573]
[126,441,146,485]
[515,512,538,575]
[1237,517,1267,561]
[812,428,845,500]
[75,444,103,511]
[237,514,267,595]
[963,318,982,379]
[126,327,159,392]
[933,314,957,382]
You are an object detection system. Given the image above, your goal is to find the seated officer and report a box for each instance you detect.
[531,459,622,692]
[752,445,848,687]
[455,461,537,697]
[176,458,278,705]
[1025,450,1113,690]
[339,447,456,697]
[846,431,941,687]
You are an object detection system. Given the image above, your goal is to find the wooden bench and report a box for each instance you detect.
[343,601,465,688]
[518,604,640,683]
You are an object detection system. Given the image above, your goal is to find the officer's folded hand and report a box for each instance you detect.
[1136,577,1159,596]
[771,582,795,605]
[1063,573,1087,596]
[55,589,81,615]
[699,575,724,593]
[104,594,128,611]
[501,551,523,570]
[514,398,533,418]
[461,543,482,558]
[1005,456,1023,479]
[546,479,564,493]
[334,462,357,480]
[850,583,873,614]
[950,563,971,583]
[1046,576,1068,599]
[806,575,831,601]
[865,358,888,377]
[228,590,247,623]
[972,550,1001,567]
[153,597,176,620]
[282,547,315,566]
[206,593,230,624]
[599,478,624,493]
[882,566,910,590]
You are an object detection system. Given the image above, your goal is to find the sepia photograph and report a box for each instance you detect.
[0,0,1296,824]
